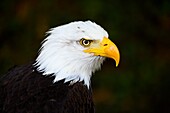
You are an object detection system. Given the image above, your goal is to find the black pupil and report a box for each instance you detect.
[83,40,89,45]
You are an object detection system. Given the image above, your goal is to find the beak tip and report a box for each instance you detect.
[115,54,120,67]
[115,60,120,67]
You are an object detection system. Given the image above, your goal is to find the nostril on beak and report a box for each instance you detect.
[104,44,108,46]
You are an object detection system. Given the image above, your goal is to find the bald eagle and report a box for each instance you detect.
[0,21,120,113]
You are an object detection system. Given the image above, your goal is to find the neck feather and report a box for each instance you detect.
[34,44,105,88]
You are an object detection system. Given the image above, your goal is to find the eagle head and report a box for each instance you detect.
[34,21,120,87]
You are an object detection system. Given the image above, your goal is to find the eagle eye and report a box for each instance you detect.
[80,38,93,47]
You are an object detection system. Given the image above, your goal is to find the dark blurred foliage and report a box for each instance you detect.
[0,0,170,113]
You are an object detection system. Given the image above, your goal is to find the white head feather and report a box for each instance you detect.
[34,21,109,88]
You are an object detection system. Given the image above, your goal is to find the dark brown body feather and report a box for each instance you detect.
[0,63,95,113]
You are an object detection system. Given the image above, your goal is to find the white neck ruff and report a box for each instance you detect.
[34,21,108,88]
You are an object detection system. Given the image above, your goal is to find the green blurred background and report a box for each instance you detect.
[0,0,170,113]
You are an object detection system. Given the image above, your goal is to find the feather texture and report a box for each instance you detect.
[0,63,95,113]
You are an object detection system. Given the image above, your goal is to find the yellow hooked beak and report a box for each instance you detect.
[84,37,120,67]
